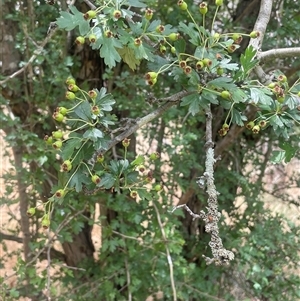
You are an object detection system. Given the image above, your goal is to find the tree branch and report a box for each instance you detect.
[258,47,300,62]
[89,90,193,165]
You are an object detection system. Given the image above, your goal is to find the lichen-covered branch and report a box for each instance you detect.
[258,47,300,62]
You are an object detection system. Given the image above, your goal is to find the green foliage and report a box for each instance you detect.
[1,0,300,300]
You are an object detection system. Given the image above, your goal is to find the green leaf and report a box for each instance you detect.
[69,166,91,192]
[83,128,103,142]
[74,101,92,122]
[270,150,286,164]
[117,46,141,70]
[98,173,116,189]
[250,87,273,106]
[99,38,122,69]
[279,140,298,162]
[180,93,201,116]
[61,138,82,161]
[208,77,236,90]
[236,46,258,80]
[130,155,145,166]
[231,108,247,126]
[219,58,239,71]
[179,22,203,46]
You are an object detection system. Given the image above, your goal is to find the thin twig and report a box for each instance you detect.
[153,202,177,301]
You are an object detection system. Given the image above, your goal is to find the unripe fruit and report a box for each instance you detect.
[44,135,53,145]
[97,154,104,163]
[227,45,237,53]
[145,72,158,80]
[89,34,97,43]
[218,128,227,137]
[246,121,255,130]
[68,84,79,92]
[66,91,76,100]
[232,33,240,41]
[27,207,36,217]
[221,90,231,99]
[250,31,260,38]
[138,165,146,173]
[184,66,192,75]
[159,45,167,54]
[196,61,204,70]
[61,160,72,172]
[144,8,153,20]
[42,215,50,229]
[213,33,220,40]
[168,33,179,41]
[268,82,276,89]
[149,152,160,160]
[88,90,97,99]
[259,120,267,128]
[53,112,64,122]
[199,2,208,14]
[55,189,65,198]
[75,36,85,45]
[104,30,113,38]
[171,47,176,54]
[83,10,97,20]
[113,10,122,19]
[52,140,63,149]
[179,60,187,69]
[134,38,142,47]
[122,138,130,148]
[203,58,212,67]
[58,107,68,115]
[177,0,188,10]
[154,184,163,192]
[222,123,229,131]
[215,0,223,6]
[130,190,138,198]
[217,67,224,75]
[91,175,101,184]
[91,105,101,115]
[277,96,285,103]
[52,130,63,140]
[252,125,260,134]
[277,74,287,83]
[147,78,157,86]
[155,25,165,33]
[298,91,300,97]
[66,77,76,85]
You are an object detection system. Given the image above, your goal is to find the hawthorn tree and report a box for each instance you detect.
[1,0,300,300]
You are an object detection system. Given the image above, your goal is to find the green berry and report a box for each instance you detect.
[298,91,300,97]
[259,120,267,128]
[155,25,165,33]
[227,45,237,53]
[199,2,208,14]
[154,184,163,192]
[147,78,157,86]
[196,61,204,70]
[203,58,212,67]
[113,10,122,19]
[217,67,224,75]
[215,0,223,6]
[184,66,192,75]
[268,82,276,89]
[58,107,68,115]
[91,105,101,115]
[61,160,72,172]
[168,33,179,41]
[66,77,76,85]
[91,175,101,184]
[213,33,220,40]
[27,207,36,217]
[159,45,167,54]
[144,8,153,20]
[88,90,97,98]
[130,190,138,198]
[179,60,187,69]
[55,189,65,198]
[84,10,97,20]
[134,38,142,47]
[171,47,176,54]
[177,0,188,10]
[221,90,231,99]
[122,138,130,148]
[52,130,63,140]
[97,154,104,163]
[42,215,50,229]
[149,152,160,160]
[68,84,79,92]
[222,123,229,131]
[277,96,285,103]
[52,140,63,149]
[252,125,260,134]
[104,30,113,38]
[66,91,76,100]
[246,121,255,130]
[44,135,53,145]
[250,31,260,38]
[277,74,287,83]
[52,112,64,122]
[75,36,85,45]
[89,34,97,43]
[145,72,158,80]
